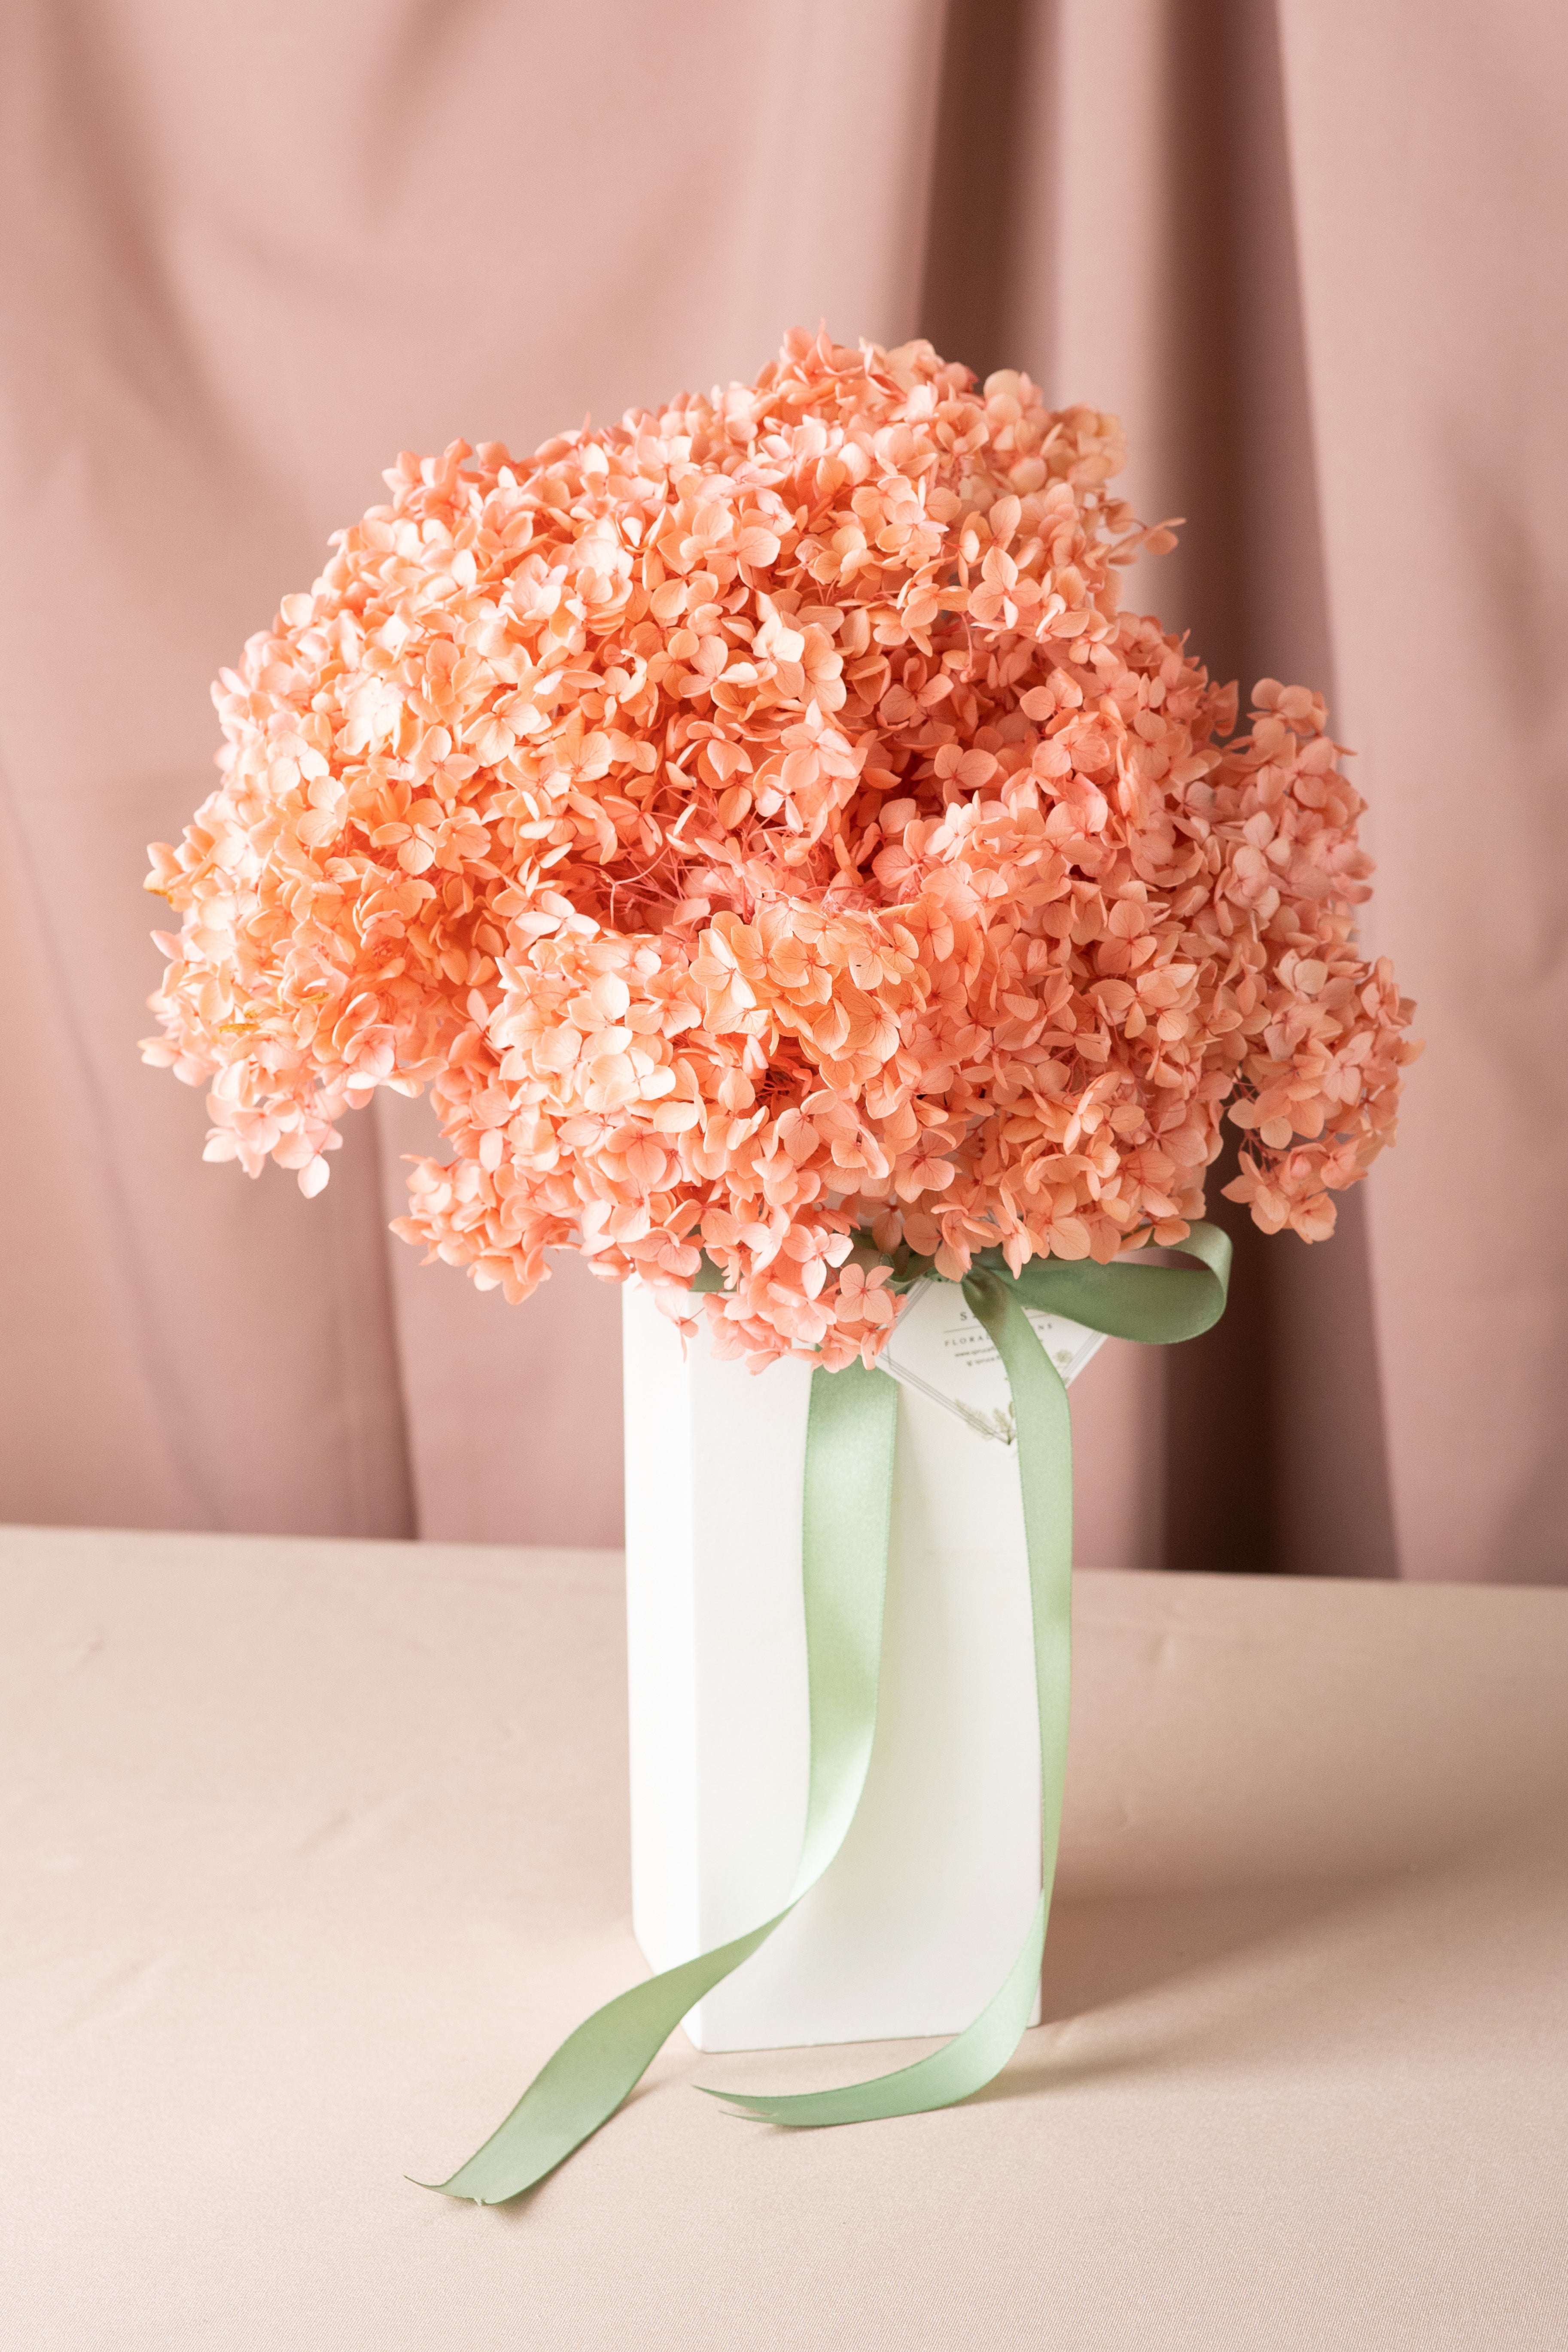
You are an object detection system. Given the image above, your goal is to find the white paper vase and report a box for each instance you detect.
[622,1276,1105,2054]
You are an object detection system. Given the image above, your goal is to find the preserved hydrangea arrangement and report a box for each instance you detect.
[144,330,1416,1368]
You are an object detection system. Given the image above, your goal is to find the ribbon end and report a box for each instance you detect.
[692,2083,777,2113]
[410,2169,500,2204]
[694,2082,862,2127]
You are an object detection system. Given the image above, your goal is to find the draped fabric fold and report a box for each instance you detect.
[2,0,1562,1570]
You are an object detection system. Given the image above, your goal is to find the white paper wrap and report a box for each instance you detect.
[622,1278,1104,2053]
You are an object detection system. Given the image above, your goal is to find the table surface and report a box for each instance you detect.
[3,1525,1565,2350]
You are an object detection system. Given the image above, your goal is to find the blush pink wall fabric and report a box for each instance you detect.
[2,0,1562,1579]
[1278,5,1568,1584]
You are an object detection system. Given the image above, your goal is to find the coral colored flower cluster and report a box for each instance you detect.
[144,330,1418,1368]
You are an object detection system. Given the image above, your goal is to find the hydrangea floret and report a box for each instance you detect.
[144,330,1418,1368]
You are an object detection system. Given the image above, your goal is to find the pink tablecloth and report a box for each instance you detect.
[3,1526,1565,2348]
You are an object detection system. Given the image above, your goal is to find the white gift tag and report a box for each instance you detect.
[879,1278,1106,1445]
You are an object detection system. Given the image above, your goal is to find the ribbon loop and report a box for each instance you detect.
[999,1221,1231,1345]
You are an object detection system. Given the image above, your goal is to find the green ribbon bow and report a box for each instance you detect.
[425,1224,1230,2203]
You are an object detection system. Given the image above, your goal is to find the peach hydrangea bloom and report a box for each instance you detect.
[144,330,1418,1368]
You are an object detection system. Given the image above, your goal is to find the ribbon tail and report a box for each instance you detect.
[421,1358,900,2204]
[698,1898,1047,2125]
[422,1917,783,2202]
[704,1272,1074,2131]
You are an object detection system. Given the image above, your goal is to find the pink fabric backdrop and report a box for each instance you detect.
[2,0,1563,1580]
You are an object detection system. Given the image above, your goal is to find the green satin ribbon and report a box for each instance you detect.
[425,1225,1230,2204]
